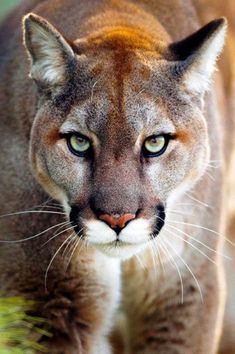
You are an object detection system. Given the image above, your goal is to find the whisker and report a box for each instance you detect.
[65,231,85,271]
[51,220,71,236]
[208,159,221,163]
[166,220,235,247]
[164,238,203,302]
[206,164,220,169]
[166,209,194,217]
[207,159,221,165]
[135,254,146,271]
[62,233,78,257]
[185,193,212,209]
[166,224,231,260]
[34,197,53,208]
[0,220,69,243]
[64,228,84,259]
[90,78,101,102]
[148,239,159,278]
[151,236,166,276]
[44,232,75,292]
[0,210,66,218]
[34,205,64,211]
[158,238,184,304]
[204,170,216,182]
[173,203,205,210]
[40,224,75,248]
[164,226,217,265]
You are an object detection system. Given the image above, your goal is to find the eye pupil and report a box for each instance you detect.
[77,137,84,143]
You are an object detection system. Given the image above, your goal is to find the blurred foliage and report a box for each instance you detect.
[0,296,51,353]
[0,0,51,351]
[0,0,20,19]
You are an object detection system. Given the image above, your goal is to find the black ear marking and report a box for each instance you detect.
[168,18,227,93]
[169,18,227,61]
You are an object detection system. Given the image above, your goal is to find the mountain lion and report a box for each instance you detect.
[0,0,235,353]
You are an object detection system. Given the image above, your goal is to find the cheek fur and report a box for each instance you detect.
[46,147,87,195]
[146,141,209,199]
[32,154,68,202]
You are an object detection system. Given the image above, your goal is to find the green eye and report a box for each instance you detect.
[67,134,91,156]
[143,135,169,157]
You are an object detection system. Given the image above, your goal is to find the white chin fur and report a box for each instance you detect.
[94,242,148,260]
[84,218,152,259]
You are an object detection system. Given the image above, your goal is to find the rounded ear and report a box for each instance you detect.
[170,18,227,94]
[23,13,75,87]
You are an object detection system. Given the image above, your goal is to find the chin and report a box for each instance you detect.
[91,241,148,260]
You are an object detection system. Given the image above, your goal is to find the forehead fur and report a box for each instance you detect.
[76,26,169,53]
[51,41,203,146]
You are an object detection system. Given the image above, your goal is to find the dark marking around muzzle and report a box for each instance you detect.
[70,205,82,235]
[153,204,165,237]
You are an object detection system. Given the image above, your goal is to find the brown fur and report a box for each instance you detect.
[0,0,234,353]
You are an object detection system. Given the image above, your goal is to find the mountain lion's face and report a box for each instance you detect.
[24,14,226,259]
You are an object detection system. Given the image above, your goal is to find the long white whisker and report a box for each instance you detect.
[148,238,159,278]
[185,193,211,209]
[164,226,217,265]
[0,210,66,218]
[44,232,75,292]
[204,170,216,182]
[164,238,203,302]
[40,224,75,248]
[35,205,64,211]
[166,220,235,247]
[152,237,166,276]
[173,203,205,210]
[167,224,231,260]
[51,220,71,236]
[135,254,146,271]
[65,230,85,271]
[158,238,184,304]
[166,209,194,217]
[0,220,68,243]
[62,233,78,257]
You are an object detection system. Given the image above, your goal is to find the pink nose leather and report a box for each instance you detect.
[99,213,136,229]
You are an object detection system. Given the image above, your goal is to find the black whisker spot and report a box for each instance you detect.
[153,204,165,237]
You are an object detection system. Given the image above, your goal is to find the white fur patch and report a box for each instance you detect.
[119,218,152,243]
[85,220,117,244]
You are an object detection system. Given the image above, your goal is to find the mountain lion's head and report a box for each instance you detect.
[23,13,227,259]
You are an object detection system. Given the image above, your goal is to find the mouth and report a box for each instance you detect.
[91,239,148,259]
[68,204,166,259]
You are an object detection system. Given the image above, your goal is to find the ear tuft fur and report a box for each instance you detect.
[170,18,227,94]
[23,13,74,86]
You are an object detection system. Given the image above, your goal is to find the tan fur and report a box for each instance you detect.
[0,0,234,353]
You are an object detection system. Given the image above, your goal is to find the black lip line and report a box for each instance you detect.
[92,240,146,248]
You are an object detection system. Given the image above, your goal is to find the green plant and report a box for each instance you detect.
[0,296,51,354]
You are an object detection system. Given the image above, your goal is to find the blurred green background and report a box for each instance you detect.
[0,0,20,19]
